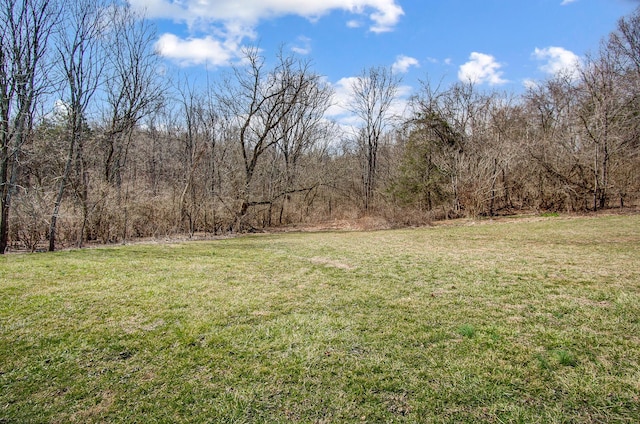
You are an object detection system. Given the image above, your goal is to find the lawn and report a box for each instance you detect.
[1,214,639,423]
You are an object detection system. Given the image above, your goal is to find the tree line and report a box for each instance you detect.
[2,0,639,252]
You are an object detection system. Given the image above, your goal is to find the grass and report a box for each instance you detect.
[1,214,639,423]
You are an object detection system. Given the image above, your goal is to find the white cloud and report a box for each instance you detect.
[560,0,578,5]
[325,77,360,126]
[392,55,419,74]
[368,2,404,33]
[291,36,312,55]
[155,33,237,66]
[458,52,508,85]
[424,57,452,66]
[130,0,403,32]
[533,46,582,80]
[131,0,403,66]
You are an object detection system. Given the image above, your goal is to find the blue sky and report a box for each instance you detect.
[129,0,640,120]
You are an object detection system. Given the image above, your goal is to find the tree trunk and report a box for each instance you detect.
[49,132,76,251]
[0,144,9,253]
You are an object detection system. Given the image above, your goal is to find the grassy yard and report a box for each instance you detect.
[1,215,639,423]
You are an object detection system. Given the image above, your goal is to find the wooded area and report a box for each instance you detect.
[2,0,639,252]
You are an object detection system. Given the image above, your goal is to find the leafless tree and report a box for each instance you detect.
[485,97,528,214]
[216,48,331,229]
[269,66,333,224]
[101,3,165,188]
[523,74,586,210]
[173,79,208,236]
[48,0,107,251]
[609,7,640,78]
[606,7,640,206]
[577,48,629,210]
[348,66,400,212]
[0,0,57,253]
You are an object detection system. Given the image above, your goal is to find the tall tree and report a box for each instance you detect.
[270,65,333,224]
[348,66,400,212]
[0,0,56,253]
[523,75,584,210]
[606,7,640,207]
[216,48,329,230]
[101,3,164,188]
[174,79,207,236]
[407,80,498,216]
[48,0,107,251]
[577,48,628,210]
[608,7,640,78]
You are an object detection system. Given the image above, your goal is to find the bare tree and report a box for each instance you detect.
[48,0,107,251]
[348,66,400,212]
[270,66,333,224]
[607,7,640,207]
[523,75,586,210]
[609,7,640,78]
[0,0,57,253]
[486,96,528,214]
[577,48,628,210]
[101,3,165,188]
[216,48,329,230]
[173,79,208,236]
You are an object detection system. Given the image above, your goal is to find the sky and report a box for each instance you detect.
[128,0,640,122]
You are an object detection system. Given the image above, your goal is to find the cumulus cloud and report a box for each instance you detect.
[533,46,582,80]
[368,2,404,33]
[155,33,238,66]
[392,55,419,74]
[458,52,508,85]
[139,0,400,26]
[130,0,403,32]
[131,0,403,66]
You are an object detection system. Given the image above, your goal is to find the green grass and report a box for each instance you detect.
[1,214,639,423]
